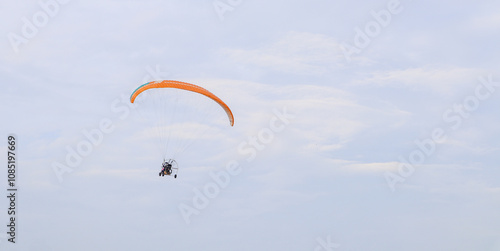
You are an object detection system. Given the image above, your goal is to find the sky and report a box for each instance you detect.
[1,0,500,250]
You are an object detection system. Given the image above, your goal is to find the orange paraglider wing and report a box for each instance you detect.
[130,80,234,126]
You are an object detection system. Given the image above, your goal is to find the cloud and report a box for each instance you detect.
[222,31,346,75]
[342,162,399,173]
[465,11,500,32]
[195,79,411,158]
[355,66,486,95]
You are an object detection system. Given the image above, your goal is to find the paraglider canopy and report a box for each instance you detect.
[130,80,234,126]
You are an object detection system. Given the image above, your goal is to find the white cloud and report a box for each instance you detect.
[355,66,485,95]
[195,79,411,157]
[465,12,500,32]
[222,31,346,75]
[342,162,399,173]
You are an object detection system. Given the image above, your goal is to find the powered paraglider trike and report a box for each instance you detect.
[130,80,234,178]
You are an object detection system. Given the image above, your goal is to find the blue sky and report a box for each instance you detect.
[1,0,500,250]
